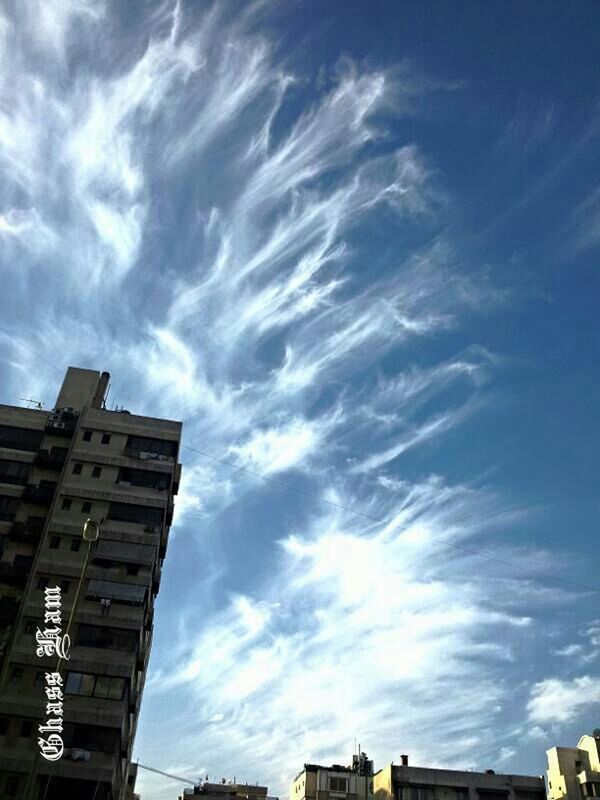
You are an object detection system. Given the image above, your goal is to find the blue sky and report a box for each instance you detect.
[1,0,599,796]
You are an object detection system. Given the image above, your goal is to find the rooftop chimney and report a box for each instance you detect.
[400,756,408,767]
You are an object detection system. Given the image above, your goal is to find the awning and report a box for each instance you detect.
[94,540,155,566]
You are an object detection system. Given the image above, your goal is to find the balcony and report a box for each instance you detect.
[22,481,57,505]
[45,408,78,437]
[10,517,45,543]
[0,560,30,587]
[35,447,67,470]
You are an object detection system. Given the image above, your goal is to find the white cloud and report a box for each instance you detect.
[527,676,600,724]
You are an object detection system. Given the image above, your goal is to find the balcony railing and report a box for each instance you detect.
[22,482,57,505]
[10,518,45,543]
[34,447,67,470]
[0,561,30,587]
[45,408,78,437]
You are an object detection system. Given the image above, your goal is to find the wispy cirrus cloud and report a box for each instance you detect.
[0,2,594,798]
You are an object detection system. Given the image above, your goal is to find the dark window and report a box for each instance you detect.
[62,722,120,753]
[107,502,163,528]
[0,424,43,452]
[0,717,8,735]
[75,624,138,652]
[126,435,178,459]
[24,621,36,635]
[82,501,92,513]
[10,667,23,684]
[92,466,102,478]
[5,775,19,796]
[65,671,124,700]
[72,463,83,475]
[83,430,92,442]
[50,536,60,549]
[37,576,49,590]
[101,434,111,445]
[330,779,348,793]
[60,580,70,594]
[118,467,170,491]
[70,538,82,552]
[0,459,31,485]
[19,720,33,737]
[0,495,19,522]
[34,671,45,686]
[62,498,72,510]
[126,564,139,576]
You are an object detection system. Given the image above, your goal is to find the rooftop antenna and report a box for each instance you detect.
[20,397,43,409]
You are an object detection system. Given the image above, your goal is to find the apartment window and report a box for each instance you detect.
[75,624,138,652]
[83,430,92,442]
[72,463,83,475]
[65,672,95,696]
[34,671,45,686]
[92,466,102,478]
[49,536,60,549]
[60,580,70,594]
[82,501,92,513]
[101,433,111,445]
[0,424,43,452]
[107,501,163,527]
[37,576,49,590]
[62,498,72,510]
[5,775,19,797]
[329,779,348,793]
[0,459,31,485]
[0,717,8,735]
[65,671,124,701]
[62,721,120,753]
[71,538,82,552]
[19,720,33,737]
[126,435,177,458]
[10,667,23,684]
[0,495,19,522]
[118,466,170,490]
[126,564,139,576]
[24,621,36,635]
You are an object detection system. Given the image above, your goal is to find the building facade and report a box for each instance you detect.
[373,756,545,800]
[0,367,182,800]
[178,781,274,800]
[290,752,374,800]
[546,732,600,799]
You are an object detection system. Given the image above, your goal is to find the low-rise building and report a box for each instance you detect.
[290,751,374,800]
[179,781,276,800]
[374,755,545,800]
[546,731,600,799]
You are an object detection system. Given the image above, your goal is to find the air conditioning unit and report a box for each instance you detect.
[71,748,91,761]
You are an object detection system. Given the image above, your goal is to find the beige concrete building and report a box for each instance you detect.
[0,367,182,800]
[373,755,545,800]
[546,731,600,799]
[291,751,374,800]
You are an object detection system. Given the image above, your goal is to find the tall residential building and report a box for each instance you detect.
[291,751,374,800]
[373,756,546,800]
[546,731,600,799]
[0,367,182,800]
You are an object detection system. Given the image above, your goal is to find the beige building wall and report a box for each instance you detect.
[546,733,600,799]
[373,761,545,800]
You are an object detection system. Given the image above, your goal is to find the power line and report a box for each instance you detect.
[0,324,63,374]
[182,443,599,595]
[136,760,199,784]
